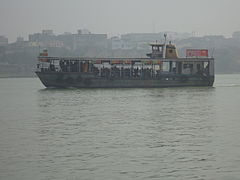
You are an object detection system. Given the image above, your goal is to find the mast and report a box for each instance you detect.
[163,33,167,58]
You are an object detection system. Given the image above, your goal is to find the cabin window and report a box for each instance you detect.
[172,62,176,73]
[162,62,170,72]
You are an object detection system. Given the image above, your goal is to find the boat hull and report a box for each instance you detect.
[36,72,214,88]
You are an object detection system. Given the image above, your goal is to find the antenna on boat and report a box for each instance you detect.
[164,33,167,45]
[163,34,167,58]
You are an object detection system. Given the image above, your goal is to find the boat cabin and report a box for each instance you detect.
[36,42,214,79]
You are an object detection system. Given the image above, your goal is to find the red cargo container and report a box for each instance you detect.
[186,49,208,57]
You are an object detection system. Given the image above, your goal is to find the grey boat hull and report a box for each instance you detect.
[36,72,214,88]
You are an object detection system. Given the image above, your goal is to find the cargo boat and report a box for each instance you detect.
[35,41,214,88]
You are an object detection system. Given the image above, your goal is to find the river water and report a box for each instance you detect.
[0,74,240,180]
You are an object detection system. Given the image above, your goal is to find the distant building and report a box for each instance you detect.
[110,36,123,49]
[121,33,163,43]
[42,30,53,36]
[29,33,42,42]
[57,33,74,50]
[120,33,163,50]
[0,36,8,46]
[28,41,43,47]
[17,37,24,42]
[28,30,64,48]
[47,40,64,48]
[77,29,91,35]
[120,32,191,50]
[73,30,107,50]
[29,30,55,42]
[110,35,146,50]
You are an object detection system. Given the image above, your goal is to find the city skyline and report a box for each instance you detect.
[1,0,240,42]
[1,28,239,44]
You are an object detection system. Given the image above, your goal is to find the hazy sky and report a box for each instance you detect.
[1,0,240,42]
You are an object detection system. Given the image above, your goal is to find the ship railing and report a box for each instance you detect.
[38,56,214,62]
[37,56,214,77]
